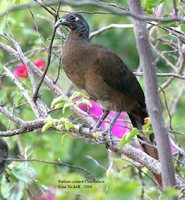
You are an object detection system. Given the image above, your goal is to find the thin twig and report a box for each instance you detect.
[5,157,93,177]
[172,0,178,17]
[139,170,145,200]
[53,2,62,84]
[160,53,185,90]
[89,24,134,39]
[32,27,57,101]
[86,155,106,170]
[3,66,40,117]
[159,86,173,130]
[34,0,56,16]
[32,1,61,101]
[0,105,24,126]
[53,54,62,84]
[134,72,185,80]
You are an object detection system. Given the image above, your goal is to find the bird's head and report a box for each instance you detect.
[55,13,90,39]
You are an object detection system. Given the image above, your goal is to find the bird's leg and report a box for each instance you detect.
[80,110,109,135]
[94,110,110,130]
[100,112,121,148]
[102,112,121,136]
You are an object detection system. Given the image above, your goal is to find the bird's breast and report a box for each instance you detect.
[62,44,88,90]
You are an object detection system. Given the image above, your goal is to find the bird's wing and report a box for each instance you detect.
[92,45,146,107]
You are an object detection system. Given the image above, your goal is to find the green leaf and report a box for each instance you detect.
[56,118,68,131]
[69,91,88,102]
[62,103,71,114]
[119,128,139,148]
[56,124,64,131]
[142,118,153,137]
[159,21,178,28]
[52,102,64,109]
[65,121,75,132]
[143,0,165,13]
[75,99,92,107]
[180,24,185,33]
[58,117,68,124]
[51,96,66,108]
[58,118,74,131]
[14,0,20,5]
[1,162,35,200]
[142,117,151,131]
[61,133,68,146]
[42,118,55,132]
[161,187,181,199]
[44,116,54,124]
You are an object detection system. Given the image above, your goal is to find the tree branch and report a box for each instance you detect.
[0,0,185,23]
[0,119,44,137]
[5,157,93,178]
[0,118,184,190]
[3,66,40,117]
[128,0,177,193]
[89,24,134,39]
[134,72,185,80]
[0,105,24,126]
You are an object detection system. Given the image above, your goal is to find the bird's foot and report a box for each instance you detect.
[101,128,114,148]
[79,123,91,134]
[89,124,102,135]
[101,129,109,137]
[79,124,101,136]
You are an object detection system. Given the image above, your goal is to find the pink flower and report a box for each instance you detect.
[153,3,164,17]
[108,112,128,138]
[170,140,179,156]
[76,98,128,138]
[40,187,55,200]
[13,57,46,78]
[169,8,176,17]
[77,99,106,130]
[13,64,28,78]
[34,57,46,70]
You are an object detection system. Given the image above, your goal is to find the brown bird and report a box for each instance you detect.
[56,13,162,187]
[0,138,8,175]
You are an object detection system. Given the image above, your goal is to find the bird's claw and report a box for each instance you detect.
[79,123,90,134]
[100,129,114,147]
[101,130,109,137]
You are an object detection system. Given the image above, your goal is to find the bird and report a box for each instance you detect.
[55,12,162,187]
[0,138,8,175]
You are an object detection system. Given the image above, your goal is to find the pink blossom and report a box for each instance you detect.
[13,57,46,78]
[76,98,128,138]
[170,140,179,156]
[40,187,56,200]
[108,112,128,138]
[153,3,164,17]
[169,8,176,17]
[77,99,106,130]
[13,64,28,78]
[34,57,46,70]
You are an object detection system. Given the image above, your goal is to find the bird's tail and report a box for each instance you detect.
[128,114,162,188]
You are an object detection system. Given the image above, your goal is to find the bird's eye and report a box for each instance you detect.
[69,15,75,20]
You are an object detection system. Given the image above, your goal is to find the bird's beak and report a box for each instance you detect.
[55,18,68,28]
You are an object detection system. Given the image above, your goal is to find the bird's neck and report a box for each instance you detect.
[66,32,89,44]
[62,31,90,67]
